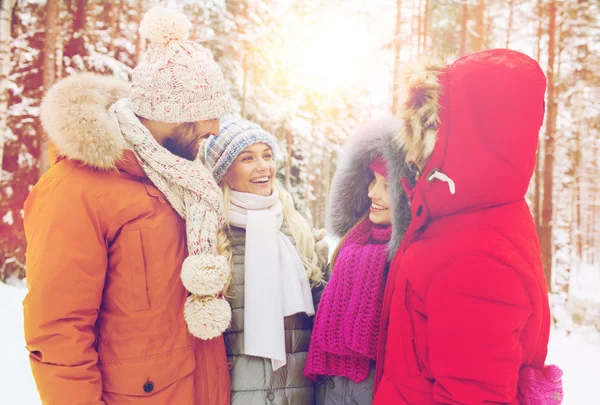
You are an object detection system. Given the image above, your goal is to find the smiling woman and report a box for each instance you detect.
[204,116,328,405]
[224,143,276,197]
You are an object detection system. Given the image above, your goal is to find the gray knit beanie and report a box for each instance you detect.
[205,116,279,182]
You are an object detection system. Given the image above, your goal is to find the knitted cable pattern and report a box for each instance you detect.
[130,6,231,123]
[110,98,231,339]
[305,219,391,383]
[205,116,279,182]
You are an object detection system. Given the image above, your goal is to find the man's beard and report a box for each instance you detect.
[163,122,203,161]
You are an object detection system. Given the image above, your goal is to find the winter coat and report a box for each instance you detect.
[315,368,375,405]
[374,49,552,404]
[23,73,230,405]
[225,224,325,405]
[309,120,410,405]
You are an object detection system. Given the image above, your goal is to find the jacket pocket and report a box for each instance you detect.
[100,346,195,397]
[123,229,150,311]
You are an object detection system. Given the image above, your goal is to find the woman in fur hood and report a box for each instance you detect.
[304,119,411,405]
[204,116,329,405]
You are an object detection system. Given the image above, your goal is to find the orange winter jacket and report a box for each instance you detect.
[23,73,230,405]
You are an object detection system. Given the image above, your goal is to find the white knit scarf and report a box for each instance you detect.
[109,98,231,339]
[228,189,315,371]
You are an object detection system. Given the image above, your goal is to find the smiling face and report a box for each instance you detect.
[367,171,391,225]
[223,143,276,196]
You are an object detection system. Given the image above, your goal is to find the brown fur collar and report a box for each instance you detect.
[393,56,451,169]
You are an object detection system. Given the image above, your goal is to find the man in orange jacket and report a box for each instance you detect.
[23,7,233,405]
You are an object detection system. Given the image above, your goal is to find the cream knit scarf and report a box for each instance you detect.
[228,189,315,371]
[110,98,231,339]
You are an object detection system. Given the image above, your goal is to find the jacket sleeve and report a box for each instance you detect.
[23,176,109,405]
[425,254,531,405]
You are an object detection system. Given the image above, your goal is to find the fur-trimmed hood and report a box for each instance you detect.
[327,119,412,258]
[390,49,546,226]
[40,73,130,170]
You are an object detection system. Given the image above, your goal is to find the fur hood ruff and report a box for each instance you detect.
[327,119,412,258]
[40,73,130,170]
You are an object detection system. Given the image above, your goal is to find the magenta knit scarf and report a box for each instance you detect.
[305,219,391,383]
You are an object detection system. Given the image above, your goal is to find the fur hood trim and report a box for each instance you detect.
[393,56,449,169]
[383,131,414,259]
[40,73,130,170]
[327,119,412,257]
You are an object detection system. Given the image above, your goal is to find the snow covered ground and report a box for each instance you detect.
[1,281,599,404]
[0,280,40,405]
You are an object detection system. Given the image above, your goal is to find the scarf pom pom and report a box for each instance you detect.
[184,295,231,340]
[181,254,231,296]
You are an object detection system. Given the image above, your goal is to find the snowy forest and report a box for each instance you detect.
[0,0,599,334]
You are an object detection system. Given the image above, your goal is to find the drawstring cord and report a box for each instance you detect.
[427,170,456,195]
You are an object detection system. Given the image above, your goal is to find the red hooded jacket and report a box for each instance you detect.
[374,49,551,404]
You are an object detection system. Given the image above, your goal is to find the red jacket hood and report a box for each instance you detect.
[395,49,546,227]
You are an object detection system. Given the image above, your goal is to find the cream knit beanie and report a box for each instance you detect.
[130,7,231,123]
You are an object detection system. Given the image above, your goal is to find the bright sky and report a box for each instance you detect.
[271,8,395,111]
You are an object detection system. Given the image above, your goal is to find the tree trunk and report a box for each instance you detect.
[416,0,423,54]
[534,145,542,229]
[505,0,514,48]
[535,0,543,62]
[423,0,430,53]
[65,0,86,60]
[72,0,85,32]
[574,145,582,261]
[134,0,144,65]
[304,124,314,205]
[533,0,544,228]
[324,149,336,226]
[318,152,327,227]
[473,0,485,51]
[572,26,588,261]
[0,0,18,174]
[40,0,61,176]
[460,2,468,55]
[592,153,599,265]
[285,130,293,189]
[108,0,121,53]
[392,0,402,114]
[241,54,248,118]
[539,0,557,290]
[304,149,312,210]
[56,24,64,79]
[410,0,418,57]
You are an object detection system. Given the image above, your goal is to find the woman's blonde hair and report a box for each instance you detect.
[216,226,233,295]
[220,180,324,286]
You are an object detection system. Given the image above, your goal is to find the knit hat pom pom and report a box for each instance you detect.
[139,6,191,46]
[181,254,231,296]
[184,295,232,340]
